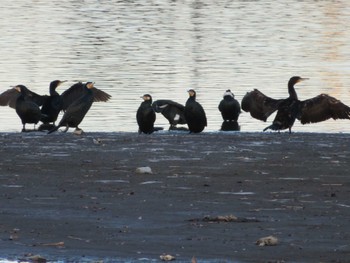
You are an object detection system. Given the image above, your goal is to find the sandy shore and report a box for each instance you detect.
[0,131,349,262]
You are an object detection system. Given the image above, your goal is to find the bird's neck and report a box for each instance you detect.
[188,96,196,102]
[288,84,298,100]
[49,85,59,96]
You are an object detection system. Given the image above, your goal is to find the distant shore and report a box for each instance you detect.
[0,131,349,262]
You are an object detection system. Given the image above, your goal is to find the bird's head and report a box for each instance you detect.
[86,82,95,89]
[187,89,196,98]
[223,89,234,98]
[141,94,152,102]
[50,80,67,89]
[13,85,27,94]
[289,76,309,86]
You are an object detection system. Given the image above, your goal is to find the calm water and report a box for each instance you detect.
[1,0,350,133]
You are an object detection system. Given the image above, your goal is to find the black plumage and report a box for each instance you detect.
[39,80,66,128]
[220,120,240,131]
[152,99,186,130]
[184,89,207,133]
[48,82,96,134]
[242,76,350,133]
[137,94,156,134]
[218,89,241,122]
[14,85,46,132]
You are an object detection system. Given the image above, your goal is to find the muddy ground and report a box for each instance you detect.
[0,131,349,262]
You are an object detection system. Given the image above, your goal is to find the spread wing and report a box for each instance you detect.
[241,89,284,121]
[298,94,350,124]
[61,82,111,110]
[91,87,112,103]
[0,88,19,108]
[0,87,47,108]
[152,100,185,112]
[152,100,186,125]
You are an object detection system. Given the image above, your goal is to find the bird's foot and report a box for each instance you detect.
[73,128,84,135]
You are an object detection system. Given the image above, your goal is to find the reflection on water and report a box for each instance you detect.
[0,0,350,133]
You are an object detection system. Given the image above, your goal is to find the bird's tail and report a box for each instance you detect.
[47,125,59,134]
[263,123,280,132]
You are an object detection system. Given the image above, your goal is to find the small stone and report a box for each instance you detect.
[256,235,278,246]
[136,167,153,174]
[160,254,175,261]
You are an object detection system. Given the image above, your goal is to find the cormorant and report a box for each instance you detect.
[39,80,67,130]
[152,99,187,130]
[218,89,241,131]
[241,76,350,133]
[14,85,46,132]
[184,89,207,133]
[48,82,97,134]
[219,89,241,122]
[136,94,156,134]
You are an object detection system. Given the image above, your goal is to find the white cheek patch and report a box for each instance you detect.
[223,91,234,98]
[174,114,180,121]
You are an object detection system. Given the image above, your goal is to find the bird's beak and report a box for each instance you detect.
[59,80,67,86]
[299,78,309,82]
[14,86,21,92]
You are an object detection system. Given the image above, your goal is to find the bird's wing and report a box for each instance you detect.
[0,87,47,108]
[61,83,112,110]
[152,100,185,112]
[0,88,19,108]
[241,89,283,121]
[298,94,350,124]
[91,87,112,102]
[61,82,86,110]
[26,90,49,106]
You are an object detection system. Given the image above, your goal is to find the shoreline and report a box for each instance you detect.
[0,132,349,262]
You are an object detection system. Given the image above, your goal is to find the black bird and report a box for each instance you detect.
[152,99,187,130]
[39,80,67,130]
[13,85,46,132]
[184,89,207,133]
[242,76,350,133]
[136,94,156,134]
[219,89,241,123]
[48,82,98,134]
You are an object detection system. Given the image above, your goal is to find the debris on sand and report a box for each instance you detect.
[256,235,279,246]
[160,254,176,261]
[189,214,260,223]
[136,166,153,174]
[93,138,103,145]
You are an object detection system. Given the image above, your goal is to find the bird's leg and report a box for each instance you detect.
[21,124,26,132]
[62,125,69,133]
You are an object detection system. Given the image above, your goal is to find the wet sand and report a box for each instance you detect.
[0,131,349,262]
